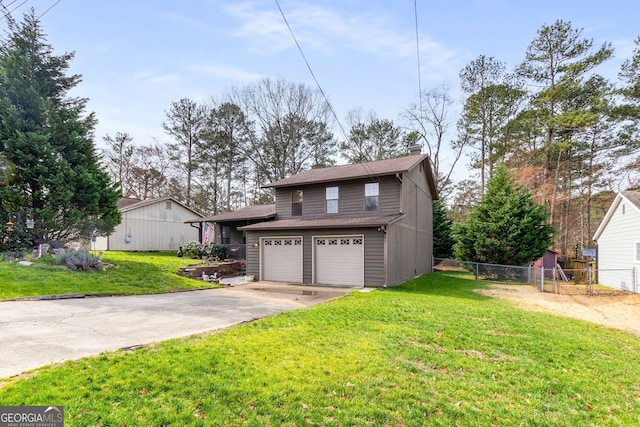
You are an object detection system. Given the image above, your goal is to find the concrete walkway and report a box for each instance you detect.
[0,283,355,378]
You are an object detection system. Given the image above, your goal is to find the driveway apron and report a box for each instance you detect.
[0,284,351,378]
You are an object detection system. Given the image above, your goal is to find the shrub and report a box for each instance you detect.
[55,248,102,271]
[205,244,229,261]
[183,241,205,259]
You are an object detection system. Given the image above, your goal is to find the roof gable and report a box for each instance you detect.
[593,191,640,241]
[188,204,276,224]
[264,154,435,193]
[119,196,204,217]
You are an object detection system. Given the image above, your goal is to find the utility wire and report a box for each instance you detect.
[273,0,379,181]
[273,0,348,141]
[38,0,61,19]
[414,0,423,112]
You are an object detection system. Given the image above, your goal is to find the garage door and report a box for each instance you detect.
[315,236,364,286]
[262,237,303,282]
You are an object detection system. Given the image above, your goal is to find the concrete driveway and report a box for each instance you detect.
[0,283,354,379]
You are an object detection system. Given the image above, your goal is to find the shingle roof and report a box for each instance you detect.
[186,204,277,224]
[119,196,204,217]
[238,214,403,231]
[622,190,640,209]
[264,154,430,188]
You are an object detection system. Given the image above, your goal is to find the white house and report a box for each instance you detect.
[592,191,640,292]
[94,197,203,251]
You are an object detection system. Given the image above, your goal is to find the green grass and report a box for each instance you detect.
[0,251,212,299]
[2,271,640,426]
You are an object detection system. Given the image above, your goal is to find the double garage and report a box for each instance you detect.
[260,235,365,287]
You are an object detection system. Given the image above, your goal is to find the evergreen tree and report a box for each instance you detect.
[432,199,455,259]
[0,10,120,246]
[453,165,554,265]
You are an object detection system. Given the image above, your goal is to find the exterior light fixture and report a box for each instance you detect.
[6,221,14,232]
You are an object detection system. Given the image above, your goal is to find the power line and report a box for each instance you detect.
[273,0,379,181]
[273,0,348,141]
[38,0,61,20]
[414,0,423,112]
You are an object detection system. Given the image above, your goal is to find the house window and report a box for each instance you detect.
[222,226,231,244]
[165,201,172,210]
[326,186,339,214]
[365,183,379,211]
[292,190,303,216]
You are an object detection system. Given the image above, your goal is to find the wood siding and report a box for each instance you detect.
[597,198,640,292]
[246,228,385,287]
[387,160,434,286]
[101,200,200,251]
[274,176,401,219]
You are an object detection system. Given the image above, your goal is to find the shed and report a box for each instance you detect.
[93,197,203,251]
[532,248,560,278]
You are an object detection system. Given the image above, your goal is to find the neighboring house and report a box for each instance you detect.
[592,191,640,292]
[239,148,438,287]
[94,197,203,251]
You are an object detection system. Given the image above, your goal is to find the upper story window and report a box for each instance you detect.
[326,186,339,214]
[292,189,303,216]
[165,201,172,210]
[365,182,379,211]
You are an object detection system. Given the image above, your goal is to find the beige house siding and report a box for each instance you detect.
[95,199,201,251]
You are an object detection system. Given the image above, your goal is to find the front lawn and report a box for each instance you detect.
[2,271,639,426]
[0,251,212,299]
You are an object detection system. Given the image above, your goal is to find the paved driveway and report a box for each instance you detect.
[0,283,353,378]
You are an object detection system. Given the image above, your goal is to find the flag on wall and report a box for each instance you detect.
[203,223,213,246]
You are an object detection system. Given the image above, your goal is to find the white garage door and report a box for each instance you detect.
[315,236,364,286]
[262,237,303,282]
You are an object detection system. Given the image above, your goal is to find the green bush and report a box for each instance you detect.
[183,241,205,259]
[55,248,102,271]
[206,244,229,261]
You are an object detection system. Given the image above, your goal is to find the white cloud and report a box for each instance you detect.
[220,1,459,70]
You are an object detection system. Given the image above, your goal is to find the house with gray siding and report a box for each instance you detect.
[592,191,640,293]
[239,149,438,287]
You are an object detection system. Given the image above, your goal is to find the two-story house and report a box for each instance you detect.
[239,149,438,287]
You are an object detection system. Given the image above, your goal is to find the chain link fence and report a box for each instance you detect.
[433,257,637,296]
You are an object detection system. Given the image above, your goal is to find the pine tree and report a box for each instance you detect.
[453,165,554,265]
[432,199,455,259]
[0,10,120,246]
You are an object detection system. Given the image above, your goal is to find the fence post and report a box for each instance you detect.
[475,262,479,281]
[541,267,545,292]
[528,265,531,284]
[553,267,557,294]
[633,267,636,294]
[588,265,593,296]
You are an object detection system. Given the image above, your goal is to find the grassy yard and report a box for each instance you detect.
[2,271,640,426]
[0,251,212,299]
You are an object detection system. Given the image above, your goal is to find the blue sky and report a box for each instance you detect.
[8,0,639,166]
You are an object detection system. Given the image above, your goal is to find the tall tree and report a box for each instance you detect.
[404,85,465,198]
[204,102,250,212]
[102,132,134,196]
[459,55,524,193]
[162,98,209,206]
[341,109,409,163]
[0,10,120,245]
[230,78,335,189]
[453,165,554,265]
[432,199,455,259]
[516,19,613,223]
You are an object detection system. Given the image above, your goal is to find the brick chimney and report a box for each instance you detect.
[408,144,422,156]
